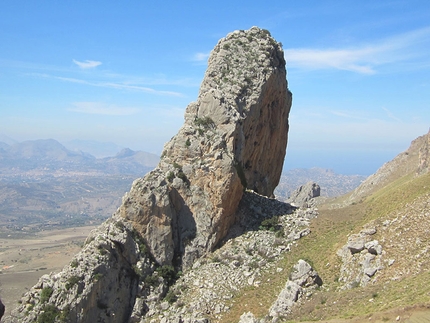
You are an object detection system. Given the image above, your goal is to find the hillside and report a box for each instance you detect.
[261,129,430,322]
[5,130,429,323]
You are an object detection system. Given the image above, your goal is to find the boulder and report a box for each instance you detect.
[119,26,292,266]
[239,312,259,323]
[346,234,366,254]
[338,232,384,288]
[287,182,320,208]
[268,260,322,322]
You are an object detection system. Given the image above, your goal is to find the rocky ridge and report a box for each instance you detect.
[346,129,430,205]
[8,27,293,323]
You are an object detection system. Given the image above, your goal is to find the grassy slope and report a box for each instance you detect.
[219,171,430,322]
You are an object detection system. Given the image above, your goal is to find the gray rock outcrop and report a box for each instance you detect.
[287,181,320,208]
[417,128,430,175]
[119,26,292,267]
[337,226,384,288]
[239,312,259,323]
[267,259,322,322]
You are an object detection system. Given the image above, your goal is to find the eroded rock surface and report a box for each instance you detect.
[119,26,292,267]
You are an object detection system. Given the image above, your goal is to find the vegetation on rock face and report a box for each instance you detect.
[39,287,53,304]
[258,216,281,232]
[65,275,81,290]
[194,116,215,129]
[37,304,59,323]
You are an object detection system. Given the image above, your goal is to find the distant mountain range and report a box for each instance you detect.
[0,138,159,176]
[0,138,161,233]
[64,139,126,158]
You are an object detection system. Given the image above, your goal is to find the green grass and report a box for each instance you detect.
[219,172,430,322]
[364,172,430,223]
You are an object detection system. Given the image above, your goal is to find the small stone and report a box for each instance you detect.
[364,267,378,277]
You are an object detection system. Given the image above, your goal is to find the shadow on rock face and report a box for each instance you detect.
[221,190,297,243]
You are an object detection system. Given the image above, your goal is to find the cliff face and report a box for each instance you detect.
[118,26,292,267]
[9,27,292,323]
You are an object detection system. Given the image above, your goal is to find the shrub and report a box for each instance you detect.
[40,287,53,303]
[157,265,177,286]
[139,242,149,256]
[70,259,79,268]
[58,305,70,322]
[37,304,59,323]
[93,273,103,281]
[133,264,144,278]
[177,171,190,187]
[167,171,175,183]
[65,275,81,290]
[164,289,178,304]
[194,116,215,128]
[259,216,280,232]
[97,244,108,255]
[144,274,159,287]
[185,138,191,147]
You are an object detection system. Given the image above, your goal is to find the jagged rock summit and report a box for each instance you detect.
[8,27,292,323]
[119,26,292,267]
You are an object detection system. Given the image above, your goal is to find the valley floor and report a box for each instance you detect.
[0,225,97,319]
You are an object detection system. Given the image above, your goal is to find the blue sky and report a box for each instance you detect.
[1,1,430,175]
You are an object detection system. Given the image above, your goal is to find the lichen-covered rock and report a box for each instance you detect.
[119,26,292,267]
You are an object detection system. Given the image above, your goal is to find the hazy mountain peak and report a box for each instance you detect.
[114,147,135,158]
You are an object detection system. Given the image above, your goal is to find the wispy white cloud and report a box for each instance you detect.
[69,102,140,115]
[34,73,184,97]
[73,59,102,69]
[284,26,430,74]
[382,107,401,122]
